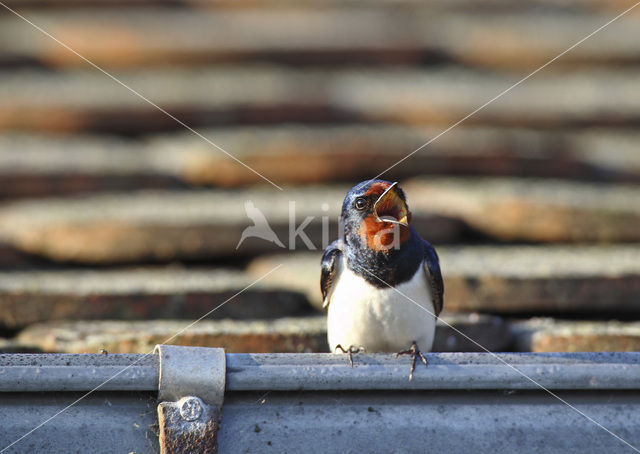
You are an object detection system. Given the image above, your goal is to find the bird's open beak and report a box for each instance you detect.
[373,182,409,226]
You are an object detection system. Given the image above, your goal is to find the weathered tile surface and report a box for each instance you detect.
[405,177,640,243]
[3,127,640,199]
[0,187,463,263]
[156,127,640,186]
[511,318,640,352]
[2,177,638,264]
[0,269,312,329]
[1,0,636,10]
[248,246,640,314]
[15,313,510,353]
[17,317,328,354]
[2,67,640,132]
[1,7,639,69]
[0,0,638,359]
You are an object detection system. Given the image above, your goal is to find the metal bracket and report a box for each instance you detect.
[155,345,226,454]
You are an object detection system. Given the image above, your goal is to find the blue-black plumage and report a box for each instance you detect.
[321,179,444,379]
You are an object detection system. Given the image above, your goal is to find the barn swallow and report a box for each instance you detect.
[321,180,444,380]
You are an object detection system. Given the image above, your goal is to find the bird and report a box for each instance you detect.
[236,200,285,249]
[321,179,444,380]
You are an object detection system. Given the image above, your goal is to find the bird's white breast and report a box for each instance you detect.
[327,257,436,353]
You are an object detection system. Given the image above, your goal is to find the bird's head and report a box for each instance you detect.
[341,179,412,253]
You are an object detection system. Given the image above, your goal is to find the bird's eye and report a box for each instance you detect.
[354,197,367,210]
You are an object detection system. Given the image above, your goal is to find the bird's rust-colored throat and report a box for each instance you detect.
[359,182,412,252]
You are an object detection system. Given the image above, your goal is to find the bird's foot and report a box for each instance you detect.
[395,341,428,381]
[334,344,365,368]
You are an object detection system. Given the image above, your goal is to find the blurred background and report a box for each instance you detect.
[0,0,639,354]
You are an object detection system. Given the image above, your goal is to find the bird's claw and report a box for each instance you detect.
[334,344,365,368]
[396,341,428,381]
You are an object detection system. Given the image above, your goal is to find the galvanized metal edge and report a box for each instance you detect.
[155,345,225,407]
[226,352,640,390]
[1,352,639,393]
[0,353,158,392]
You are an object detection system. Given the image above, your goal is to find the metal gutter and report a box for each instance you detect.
[2,352,639,392]
[224,351,640,390]
[1,350,640,454]
[0,353,158,392]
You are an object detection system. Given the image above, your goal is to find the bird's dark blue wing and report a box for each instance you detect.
[320,239,344,310]
[422,240,444,316]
